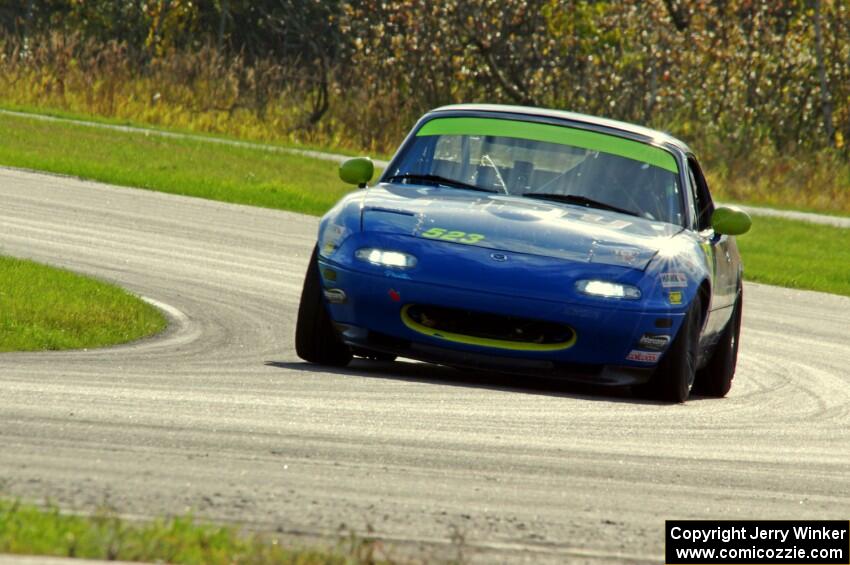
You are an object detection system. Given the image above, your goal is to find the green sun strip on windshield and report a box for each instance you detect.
[416,117,679,174]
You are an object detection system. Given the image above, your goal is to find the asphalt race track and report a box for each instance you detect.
[2,167,849,563]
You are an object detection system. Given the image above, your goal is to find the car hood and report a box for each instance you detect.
[361,184,683,270]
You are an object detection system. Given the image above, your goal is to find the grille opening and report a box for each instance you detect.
[405,304,574,345]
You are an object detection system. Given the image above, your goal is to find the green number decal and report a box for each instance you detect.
[460,233,485,243]
[420,227,486,245]
[441,230,465,241]
[421,227,447,238]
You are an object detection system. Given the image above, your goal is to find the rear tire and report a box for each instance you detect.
[695,288,742,397]
[294,247,352,367]
[648,294,702,403]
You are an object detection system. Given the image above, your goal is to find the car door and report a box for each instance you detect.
[687,157,737,316]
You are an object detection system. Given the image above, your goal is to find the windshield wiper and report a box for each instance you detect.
[385,173,497,193]
[479,154,509,194]
[521,193,640,217]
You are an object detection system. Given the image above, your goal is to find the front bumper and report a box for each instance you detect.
[318,248,684,384]
[337,323,653,385]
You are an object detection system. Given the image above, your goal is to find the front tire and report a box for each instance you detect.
[649,294,702,403]
[294,247,352,367]
[695,288,742,397]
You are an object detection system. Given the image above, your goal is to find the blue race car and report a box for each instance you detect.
[295,104,751,402]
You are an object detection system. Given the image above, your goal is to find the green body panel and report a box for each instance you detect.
[339,157,374,186]
[416,117,679,173]
[712,206,752,236]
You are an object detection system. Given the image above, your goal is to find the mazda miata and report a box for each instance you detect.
[295,104,751,402]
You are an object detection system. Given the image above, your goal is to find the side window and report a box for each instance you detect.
[686,166,699,229]
[687,157,714,231]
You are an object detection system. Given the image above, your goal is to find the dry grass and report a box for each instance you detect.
[0,33,381,154]
[703,142,850,217]
[5,32,848,218]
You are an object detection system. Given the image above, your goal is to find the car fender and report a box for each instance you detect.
[643,231,712,313]
[317,190,364,261]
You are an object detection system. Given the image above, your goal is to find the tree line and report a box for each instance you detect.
[1,0,847,158]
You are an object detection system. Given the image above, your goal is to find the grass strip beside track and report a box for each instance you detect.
[0,111,357,216]
[0,500,391,564]
[736,216,850,297]
[0,256,165,352]
[1,111,848,298]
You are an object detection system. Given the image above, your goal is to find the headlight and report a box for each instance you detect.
[576,279,641,300]
[355,248,417,268]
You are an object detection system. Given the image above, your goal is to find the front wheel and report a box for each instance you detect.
[695,288,742,397]
[294,247,352,367]
[647,294,702,403]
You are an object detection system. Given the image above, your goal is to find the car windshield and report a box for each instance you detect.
[384,117,685,225]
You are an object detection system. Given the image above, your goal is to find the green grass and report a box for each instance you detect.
[0,499,391,564]
[737,216,850,297]
[1,111,849,298]
[0,111,359,216]
[0,256,165,351]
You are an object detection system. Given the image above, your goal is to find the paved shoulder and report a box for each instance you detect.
[0,108,390,168]
[735,204,850,228]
